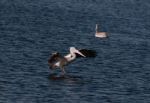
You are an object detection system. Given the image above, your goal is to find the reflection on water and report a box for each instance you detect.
[48,73,85,84]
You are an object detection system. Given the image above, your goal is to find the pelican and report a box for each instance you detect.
[95,24,108,38]
[48,47,96,74]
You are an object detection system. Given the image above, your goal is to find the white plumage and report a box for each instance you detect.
[95,24,108,38]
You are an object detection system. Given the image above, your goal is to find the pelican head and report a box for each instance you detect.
[70,47,86,57]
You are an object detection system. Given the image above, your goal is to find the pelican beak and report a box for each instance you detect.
[75,50,86,57]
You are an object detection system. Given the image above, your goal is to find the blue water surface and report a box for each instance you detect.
[0,0,150,103]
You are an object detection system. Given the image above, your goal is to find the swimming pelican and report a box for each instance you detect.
[48,47,96,74]
[95,24,108,38]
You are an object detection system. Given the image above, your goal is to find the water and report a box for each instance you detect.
[0,0,150,103]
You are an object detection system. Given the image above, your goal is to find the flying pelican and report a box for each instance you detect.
[48,47,96,74]
[95,24,108,38]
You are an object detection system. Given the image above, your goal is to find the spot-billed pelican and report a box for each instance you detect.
[48,47,96,74]
[95,24,108,38]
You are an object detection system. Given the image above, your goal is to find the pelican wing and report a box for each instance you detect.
[48,52,63,69]
[76,49,96,58]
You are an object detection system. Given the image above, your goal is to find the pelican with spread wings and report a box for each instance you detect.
[48,47,96,74]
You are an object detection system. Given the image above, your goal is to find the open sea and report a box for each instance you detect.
[0,0,150,103]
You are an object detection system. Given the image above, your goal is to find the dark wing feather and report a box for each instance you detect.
[48,52,62,69]
[48,52,59,63]
[76,49,97,57]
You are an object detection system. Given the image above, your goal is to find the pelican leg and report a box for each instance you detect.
[61,67,66,75]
